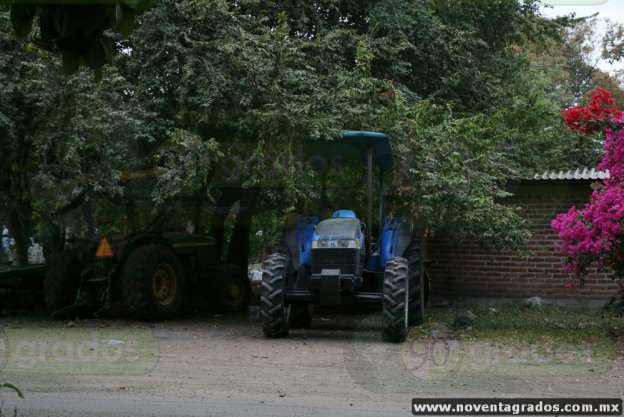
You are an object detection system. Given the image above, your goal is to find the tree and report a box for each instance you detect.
[8,1,153,76]
[602,20,624,64]
[0,7,153,264]
[4,0,610,260]
[501,15,624,174]
[111,0,580,249]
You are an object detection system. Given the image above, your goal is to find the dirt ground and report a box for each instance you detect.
[0,311,622,417]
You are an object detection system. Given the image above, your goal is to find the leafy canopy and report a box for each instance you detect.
[5,0,624,257]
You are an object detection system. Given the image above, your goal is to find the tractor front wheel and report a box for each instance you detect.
[382,257,409,343]
[260,253,290,338]
[122,244,186,320]
[405,237,428,326]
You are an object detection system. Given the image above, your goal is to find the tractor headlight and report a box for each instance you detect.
[312,239,359,249]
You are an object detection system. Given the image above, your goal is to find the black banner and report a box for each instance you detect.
[412,398,623,416]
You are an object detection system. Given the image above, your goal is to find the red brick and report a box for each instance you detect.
[427,181,619,301]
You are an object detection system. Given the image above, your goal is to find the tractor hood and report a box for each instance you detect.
[314,218,362,241]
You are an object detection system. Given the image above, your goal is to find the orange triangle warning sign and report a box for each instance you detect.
[95,238,114,258]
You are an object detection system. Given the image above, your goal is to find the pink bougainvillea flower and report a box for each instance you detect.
[553,88,624,277]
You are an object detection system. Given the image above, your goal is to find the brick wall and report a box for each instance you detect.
[427,180,619,301]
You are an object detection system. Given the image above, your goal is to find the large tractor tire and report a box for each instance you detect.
[122,244,186,320]
[44,250,83,314]
[289,303,312,329]
[215,264,249,313]
[260,253,290,338]
[405,237,427,326]
[382,257,409,343]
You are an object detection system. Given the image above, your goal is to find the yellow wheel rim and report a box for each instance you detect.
[152,263,177,306]
[228,283,241,300]
[223,279,243,306]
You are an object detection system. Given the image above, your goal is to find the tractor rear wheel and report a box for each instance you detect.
[382,257,409,343]
[122,244,185,320]
[44,250,83,314]
[260,252,290,338]
[405,237,427,326]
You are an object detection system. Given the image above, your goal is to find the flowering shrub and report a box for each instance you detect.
[561,88,621,135]
[552,89,624,279]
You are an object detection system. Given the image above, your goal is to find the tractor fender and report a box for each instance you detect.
[283,216,319,271]
[120,234,174,260]
[380,219,424,266]
[109,234,176,282]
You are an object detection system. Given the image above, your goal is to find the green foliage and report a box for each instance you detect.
[602,20,624,64]
[1,383,24,398]
[152,129,222,204]
[5,0,624,256]
[366,0,544,112]
[497,61,604,173]
[511,16,624,174]
[113,0,579,246]
[8,1,154,76]
[391,102,530,246]
[1,7,162,258]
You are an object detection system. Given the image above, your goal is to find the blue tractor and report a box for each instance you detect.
[260,131,427,342]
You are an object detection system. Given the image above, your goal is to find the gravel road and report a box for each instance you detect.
[0,312,622,417]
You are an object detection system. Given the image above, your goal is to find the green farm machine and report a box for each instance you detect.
[44,175,254,320]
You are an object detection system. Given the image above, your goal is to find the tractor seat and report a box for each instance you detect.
[332,210,357,219]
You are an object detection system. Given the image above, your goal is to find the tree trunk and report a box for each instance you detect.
[83,199,96,237]
[7,202,32,266]
[3,133,34,266]
[226,190,256,272]
[39,221,65,262]
[209,188,241,262]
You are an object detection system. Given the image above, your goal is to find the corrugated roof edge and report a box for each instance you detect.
[527,168,610,181]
